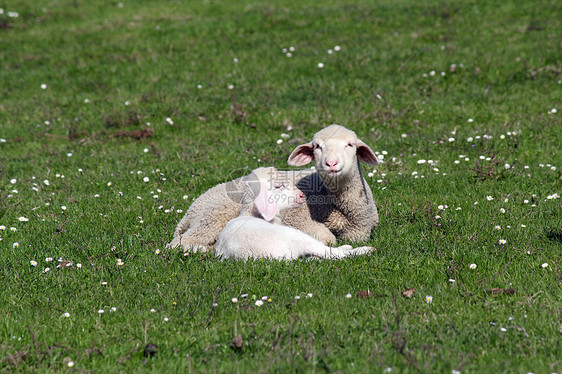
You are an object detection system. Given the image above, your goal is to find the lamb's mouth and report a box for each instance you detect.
[323,169,342,176]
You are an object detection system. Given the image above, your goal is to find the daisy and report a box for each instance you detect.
[425,295,433,304]
[255,300,264,306]
[499,239,507,245]
[469,263,477,270]
[30,260,38,266]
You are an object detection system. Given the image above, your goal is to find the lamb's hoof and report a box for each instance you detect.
[182,244,209,253]
[165,238,180,249]
[353,246,376,254]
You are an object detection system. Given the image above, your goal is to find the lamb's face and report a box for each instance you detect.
[311,127,360,180]
[268,177,305,211]
[287,124,379,185]
[248,167,305,221]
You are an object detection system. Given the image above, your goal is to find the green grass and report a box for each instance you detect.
[1,0,561,372]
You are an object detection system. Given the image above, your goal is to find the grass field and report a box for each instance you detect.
[1,0,561,372]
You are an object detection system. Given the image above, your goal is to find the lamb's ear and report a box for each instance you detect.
[288,142,314,166]
[356,139,379,165]
[254,181,278,222]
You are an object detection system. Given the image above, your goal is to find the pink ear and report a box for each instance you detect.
[287,142,314,166]
[254,181,278,221]
[356,140,379,165]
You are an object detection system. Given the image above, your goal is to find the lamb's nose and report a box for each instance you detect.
[326,160,338,169]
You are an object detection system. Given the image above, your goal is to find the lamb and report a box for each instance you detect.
[282,124,380,243]
[167,124,378,252]
[165,169,252,252]
[215,167,374,260]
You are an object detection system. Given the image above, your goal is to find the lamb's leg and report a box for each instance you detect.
[306,245,375,259]
[286,231,374,259]
[171,207,196,239]
[282,209,337,244]
[166,226,216,253]
[305,221,337,244]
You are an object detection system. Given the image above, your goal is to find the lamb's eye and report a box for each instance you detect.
[347,142,355,147]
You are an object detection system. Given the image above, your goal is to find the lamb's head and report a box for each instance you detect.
[241,167,305,222]
[287,124,379,186]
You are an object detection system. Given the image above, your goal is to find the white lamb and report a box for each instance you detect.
[215,167,374,260]
[167,124,379,252]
